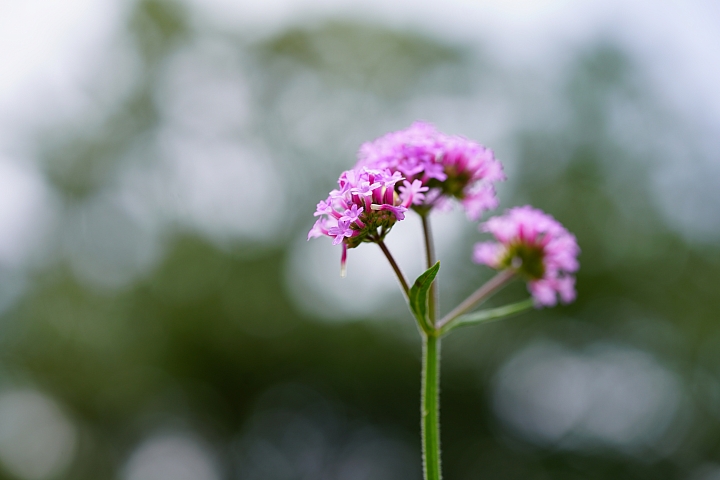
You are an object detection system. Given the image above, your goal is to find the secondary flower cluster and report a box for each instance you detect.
[356,121,505,220]
[308,122,580,306]
[473,206,580,306]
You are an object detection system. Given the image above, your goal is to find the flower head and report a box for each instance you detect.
[473,206,580,307]
[308,166,410,274]
[356,121,505,220]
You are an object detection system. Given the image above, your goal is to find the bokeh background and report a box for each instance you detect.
[1,1,719,479]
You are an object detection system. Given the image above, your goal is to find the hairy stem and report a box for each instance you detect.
[377,240,410,297]
[422,333,442,480]
[421,213,438,325]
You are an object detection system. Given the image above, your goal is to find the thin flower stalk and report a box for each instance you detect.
[436,269,516,330]
[377,239,410,297]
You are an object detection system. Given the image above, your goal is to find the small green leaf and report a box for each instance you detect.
[440,298,534,336]
[408,261,440,331]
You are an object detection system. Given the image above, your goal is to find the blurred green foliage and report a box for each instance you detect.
[1,1,719,479]
[259,21,464,96]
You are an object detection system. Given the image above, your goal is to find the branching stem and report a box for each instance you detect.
[436,270,515,330]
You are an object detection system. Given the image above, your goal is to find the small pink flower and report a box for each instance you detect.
[309,166,409,273]
[399,179,430,207]
[356,121,505,220]
[473,206,580,307]
[340,204,364,224]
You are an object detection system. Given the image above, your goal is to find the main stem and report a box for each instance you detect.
[422,333,441,480]
[421,214,438,325]
[420,213,441,480]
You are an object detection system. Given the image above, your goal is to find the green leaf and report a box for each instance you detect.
[440,298,534,336]
[408,261,440,331]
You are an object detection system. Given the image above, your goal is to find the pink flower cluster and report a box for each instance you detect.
[308,167,428,273]
[309,122,579,307]
[473,206,580,307]
[356,121,505,220]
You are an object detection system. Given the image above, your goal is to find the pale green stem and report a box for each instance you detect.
[439,298,534,336]
[422,333,442,480]
[420,213,442,480]
[436,270,515,330]
[420,213,438,325]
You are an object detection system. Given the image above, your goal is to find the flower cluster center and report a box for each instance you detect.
[502,242,546,280]
[426,167,472,200]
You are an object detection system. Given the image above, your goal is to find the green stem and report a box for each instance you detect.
[422,333,442,480]
[439,298,534,336]
[377,240,410,297]
[436,270,515,330]
[420,214,438,325]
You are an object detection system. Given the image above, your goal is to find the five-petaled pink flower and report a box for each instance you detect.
[356,121,505,220]
[473,206,580,307]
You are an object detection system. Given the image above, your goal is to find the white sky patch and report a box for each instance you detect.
[158,133,286,244]
[0,389,78,480]
[123,433,220,480]
[608,1,720,129]
[0,158,55,269]
[493,340,684,454]
[152,39,286,245]
[157,40,252,140]
[0,0,127,135]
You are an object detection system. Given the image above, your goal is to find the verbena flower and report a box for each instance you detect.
[473,206,580,307]
[308,167,414,274]
[356,121,505,220]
